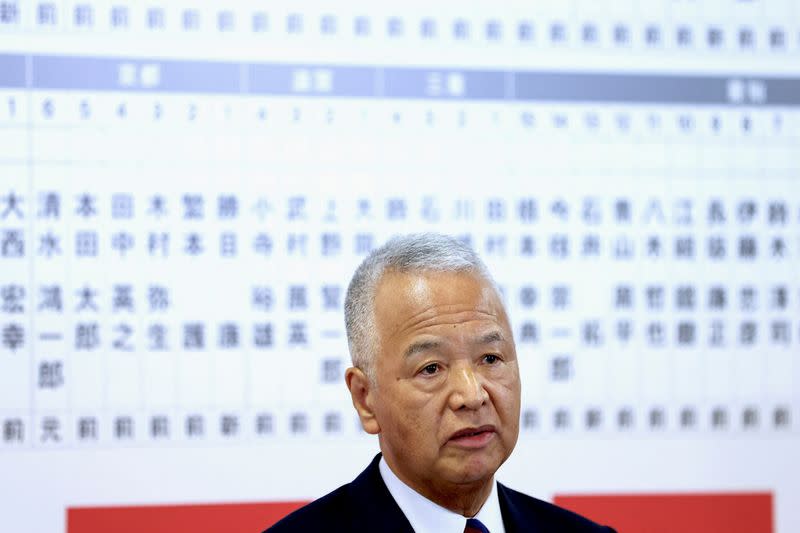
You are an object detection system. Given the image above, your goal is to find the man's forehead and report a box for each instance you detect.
[402,329,510,359]
[373,270,510,339]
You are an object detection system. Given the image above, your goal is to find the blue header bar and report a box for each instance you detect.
[0,54,26,88]
[248,64,374,97]
[32,56,240,93]
[381,68,506,99]
[514,72,729,104]
[3,53,798,106]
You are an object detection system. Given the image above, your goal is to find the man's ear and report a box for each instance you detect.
[345,367,380,435]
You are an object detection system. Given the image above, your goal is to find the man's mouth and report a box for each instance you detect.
[448,425,497,448]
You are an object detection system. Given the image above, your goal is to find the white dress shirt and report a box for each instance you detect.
[379,456,506,533]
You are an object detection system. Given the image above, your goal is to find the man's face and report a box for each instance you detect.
[366,270,521,495]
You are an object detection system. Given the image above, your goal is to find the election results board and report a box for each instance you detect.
[0,0,799,532]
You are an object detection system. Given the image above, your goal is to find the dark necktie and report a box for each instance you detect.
[464,518,490,533]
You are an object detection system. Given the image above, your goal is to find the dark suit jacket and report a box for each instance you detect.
[264,454,616,532]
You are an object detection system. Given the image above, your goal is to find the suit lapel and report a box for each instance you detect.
[498,482,540,533]
[349,454,415,533]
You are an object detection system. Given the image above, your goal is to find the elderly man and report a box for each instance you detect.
[266,233,615,533]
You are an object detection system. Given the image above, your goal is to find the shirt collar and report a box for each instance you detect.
[379,456,505,533]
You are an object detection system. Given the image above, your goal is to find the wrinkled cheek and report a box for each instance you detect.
[399,411,423,442]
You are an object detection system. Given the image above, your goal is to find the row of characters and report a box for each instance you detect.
[1,3,795,51]
[5,317,795,356]
[3,191,795,226]
[2,283,793,314]
[1,404,792,445]
[1,229,793,261]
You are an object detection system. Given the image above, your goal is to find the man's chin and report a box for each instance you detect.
[440,454,502,485]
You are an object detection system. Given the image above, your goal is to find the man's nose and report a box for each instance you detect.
[448,362,489,411]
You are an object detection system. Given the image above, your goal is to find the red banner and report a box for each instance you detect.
[67,501,309,533]
[68,492,773,533]
[554,492,773,533]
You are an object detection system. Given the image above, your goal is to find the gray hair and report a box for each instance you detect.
[344,233,496,382]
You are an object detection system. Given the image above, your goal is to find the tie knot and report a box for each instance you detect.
[464,517,490,533]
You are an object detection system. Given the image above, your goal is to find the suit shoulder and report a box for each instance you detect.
[262,483,352,533]
[499,484,616,533]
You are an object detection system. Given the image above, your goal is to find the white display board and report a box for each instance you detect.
[0,1,798,532]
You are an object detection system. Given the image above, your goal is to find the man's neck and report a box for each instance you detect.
[383,457,494,517]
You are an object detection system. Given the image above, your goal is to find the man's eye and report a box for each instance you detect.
[420,363,440,375]
[483,354,500,364]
